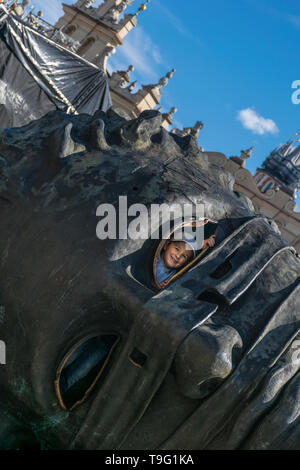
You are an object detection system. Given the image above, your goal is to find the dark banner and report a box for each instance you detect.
[0,13,111,128]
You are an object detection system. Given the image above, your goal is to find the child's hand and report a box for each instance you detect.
[159,280,169,288]
[202,234,215,249]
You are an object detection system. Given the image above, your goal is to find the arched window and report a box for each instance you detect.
[261,181,274,193]
[77,37,96,56]
[63,24,77,36]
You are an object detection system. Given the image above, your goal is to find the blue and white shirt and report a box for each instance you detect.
[156,254,177,284]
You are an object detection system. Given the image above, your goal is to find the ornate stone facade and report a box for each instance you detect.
[206,150,300,251]
[52,0,182,128]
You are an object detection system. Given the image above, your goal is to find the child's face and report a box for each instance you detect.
[161,240,194,269]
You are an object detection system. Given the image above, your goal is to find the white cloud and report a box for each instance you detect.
[237,108,279,135]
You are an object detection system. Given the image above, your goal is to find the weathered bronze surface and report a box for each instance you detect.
[0,108,299,449]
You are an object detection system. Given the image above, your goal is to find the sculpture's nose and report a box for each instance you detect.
[173,319,243,399]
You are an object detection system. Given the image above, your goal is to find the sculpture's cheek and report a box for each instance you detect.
[173,321,243,399]
[0,409,40,450]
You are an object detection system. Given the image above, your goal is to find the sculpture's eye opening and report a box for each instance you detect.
[55,334,119,411]
[209,259,233,279]
[198,289,227,306]
[153,220,218,290]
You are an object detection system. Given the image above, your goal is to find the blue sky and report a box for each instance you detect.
[26,0,300,207]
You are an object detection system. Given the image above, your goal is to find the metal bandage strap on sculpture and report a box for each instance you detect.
[160,280,300,450]
[69,216,292,450]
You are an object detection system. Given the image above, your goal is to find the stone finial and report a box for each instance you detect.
[161,107,177,128]
[110,65,135,87]
[190,121,203,138]
[126,80,137,92]
[240,147,253,161]
[136,0,150,16]
[142,69,176,98]
[162,107,177,120]
[171,121,203,139]
[116,65,134,84]
[102,0,134,24]
[158,69,175,88]
[103,6,119,23]
[116,1,130,15]
[277,138,294,157]
[230,146,253,168]
[10,2,26,18]
[93,45,116,70]
[83,0,95,8]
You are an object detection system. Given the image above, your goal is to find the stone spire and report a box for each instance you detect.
[286,143,300,166]
[73,0,95,7]
[93,45,116,69]
[72,1,136,31]
[158,69,175,88]
[240,147,253,160]
[112,0,150,36]
[136,0,150,16]
[128,69,175,111]
[261,133,300,197]
[83,0,96,7]
[102,1,129,24]
[277,138,294,157]
[230,147,253,168]
[96,0,134,15]
[95,0,135,27]
[143,69,176,92]
[161,107,177,128]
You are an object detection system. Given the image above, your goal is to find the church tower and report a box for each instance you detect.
[54,0,148,69]
[6,1,202,131]
[53,0,181,128]
[254,134,300,198]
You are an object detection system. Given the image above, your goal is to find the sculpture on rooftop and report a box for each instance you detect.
[9,0,30,18]
[261,134,300,197]
[110,64,134,87]
[171,120,204,139]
